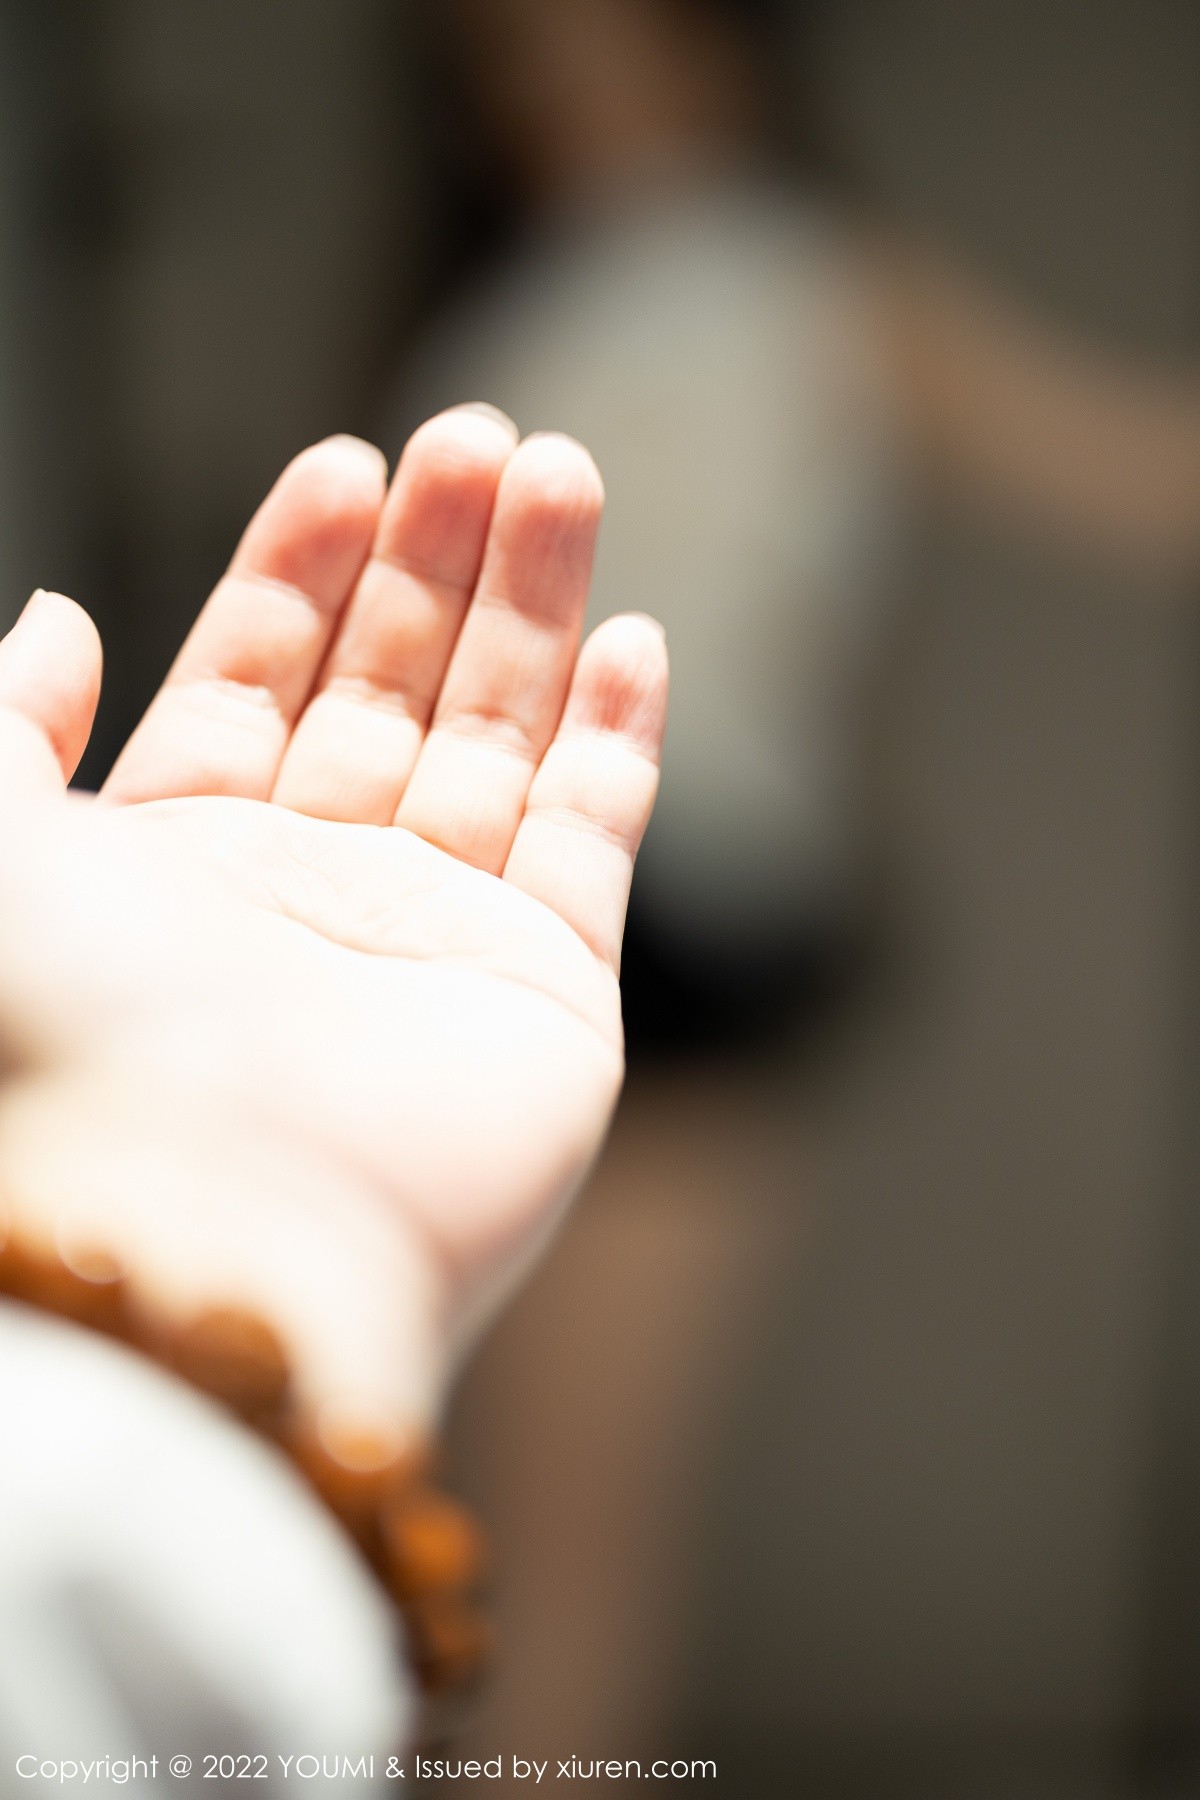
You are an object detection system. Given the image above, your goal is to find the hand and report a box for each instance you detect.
[0,407,667,1490]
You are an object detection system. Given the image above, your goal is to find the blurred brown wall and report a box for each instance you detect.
[686,0,1200,1778]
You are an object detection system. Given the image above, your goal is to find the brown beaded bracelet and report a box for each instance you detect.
[0,1218,492,1704]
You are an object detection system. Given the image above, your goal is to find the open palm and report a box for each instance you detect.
[0,408,666,1499]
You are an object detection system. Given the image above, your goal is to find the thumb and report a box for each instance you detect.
[0,591,103,806]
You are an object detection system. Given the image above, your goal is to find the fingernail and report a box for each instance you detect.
[516,431,602,493]
[10,589,47,628]
[318,435,389,476]
[451,401,519,438]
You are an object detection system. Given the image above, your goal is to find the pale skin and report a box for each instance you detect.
[0,404,668,1476]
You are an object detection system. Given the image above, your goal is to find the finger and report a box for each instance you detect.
[271,405,518,824]
[0,590,103,804]
[103,436,387,804]
[503,614,668,971]
[394,432,604,872]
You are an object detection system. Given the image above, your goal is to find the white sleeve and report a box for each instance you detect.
[0,1302,413,1793]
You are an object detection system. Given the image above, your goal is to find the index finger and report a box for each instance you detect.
[103,436,387,805]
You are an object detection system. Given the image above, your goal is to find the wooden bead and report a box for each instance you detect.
[286,1411,430,1529]
[172,1306,291,1420]
[404,1594,493,1696]
[0,1203,492,1708]
[384,1487,488,1600]
[0,1228,127,1333]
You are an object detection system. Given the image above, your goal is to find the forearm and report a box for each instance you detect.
[876,235,1200,570]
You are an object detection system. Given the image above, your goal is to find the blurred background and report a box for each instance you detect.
[5,1,1200,1794]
